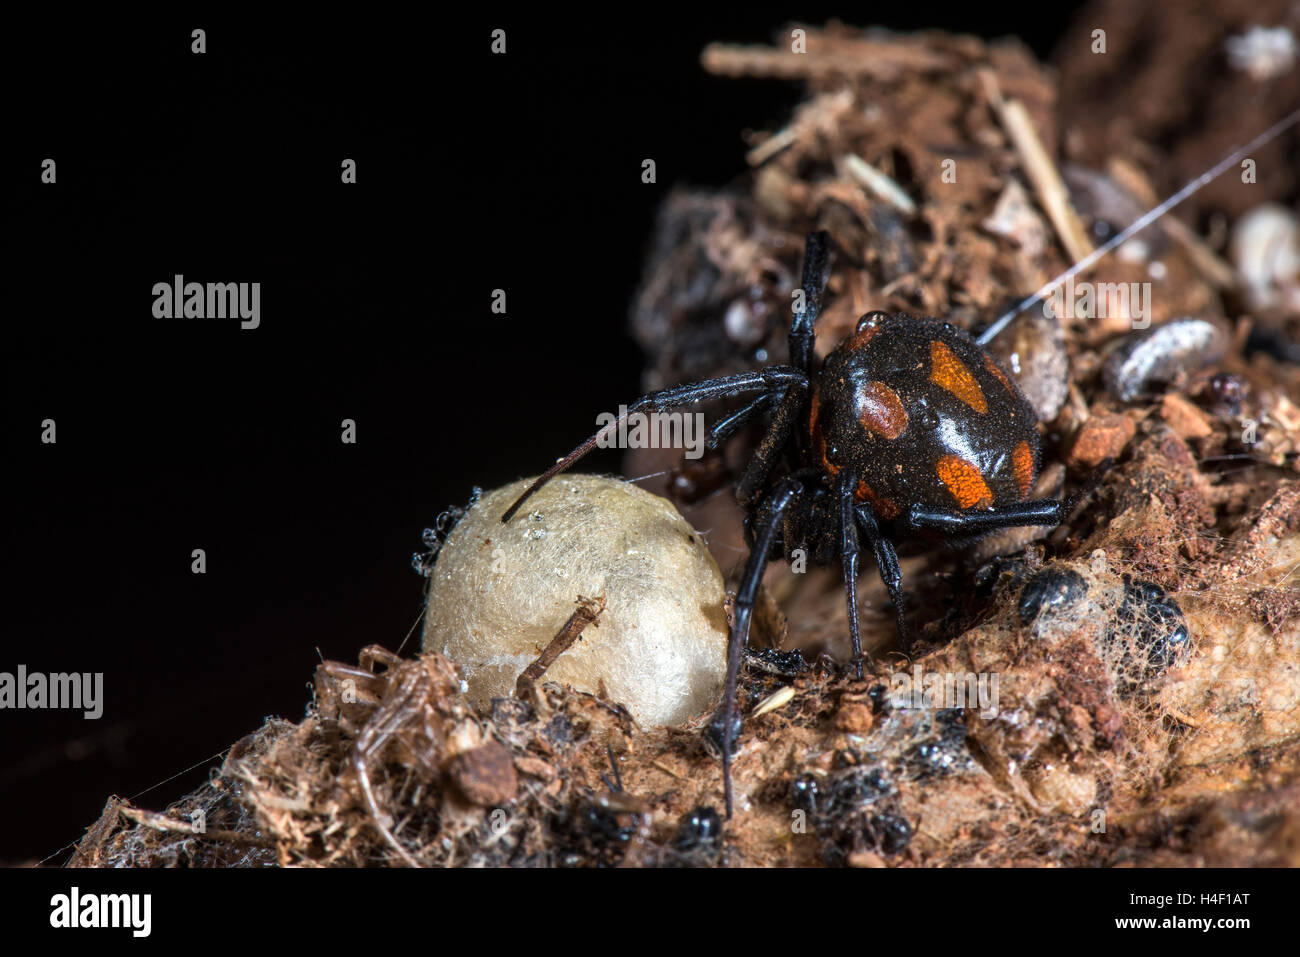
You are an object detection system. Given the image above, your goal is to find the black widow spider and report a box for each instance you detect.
[496,103,1300,819]
[502,232,1076,816]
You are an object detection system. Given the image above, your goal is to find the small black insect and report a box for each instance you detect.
[673,806,723,853]
[1109,574,1190,693]
[1018,567,1089,624]
[502,232,1081,816]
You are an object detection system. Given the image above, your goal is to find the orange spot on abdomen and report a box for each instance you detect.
[930,341,987,413]
[857,381,908,439]
[936,454,993,509]
[1012,440,1035,498]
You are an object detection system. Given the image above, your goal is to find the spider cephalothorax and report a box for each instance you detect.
[500,231,1078,815]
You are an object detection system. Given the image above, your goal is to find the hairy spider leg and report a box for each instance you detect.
[788,229,831,378]
[735,385,808,509]
[834,471,912,675]
[855,502,908,651]
[501,368,809,522]
[789,230,830,458]
[710,476,804,818]
[706,393,777,449]
[837,470,867,678]
[905,498,1067,535]
[904,454,1112,537]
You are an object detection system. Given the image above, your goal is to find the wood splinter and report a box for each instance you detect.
[515,595,607,699]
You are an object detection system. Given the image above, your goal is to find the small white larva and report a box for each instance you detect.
[1229,203,1300,313]
[422,475,728,727]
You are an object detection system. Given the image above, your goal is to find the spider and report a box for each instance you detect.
[497,106,1299,817]
[501,231,1083,816]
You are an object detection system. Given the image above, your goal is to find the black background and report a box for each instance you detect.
[5,9,1083,863]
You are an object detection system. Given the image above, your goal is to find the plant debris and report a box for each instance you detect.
[68,15,1300,868]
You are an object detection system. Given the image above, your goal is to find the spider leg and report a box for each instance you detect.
[839,470,866,678]
[735,385,808,509]
[905,499,1065,536]
[708,476,803,818]
[789,231,830,458]
[706,393,776,449]
[788,230,831,378]
[502,367,807,522]
[855,501,909,648]
[907,459,1111,537]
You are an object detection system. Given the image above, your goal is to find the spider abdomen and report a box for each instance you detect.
[810,313,1040,521]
